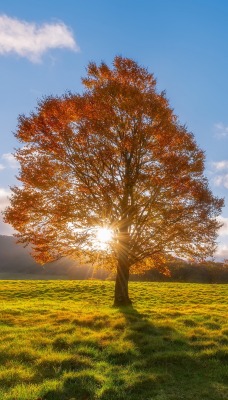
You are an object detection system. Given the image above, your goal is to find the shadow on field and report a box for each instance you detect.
[116,305,190,399]
[41,305,227,400]
[116,305,227,400]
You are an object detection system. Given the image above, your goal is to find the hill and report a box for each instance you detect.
[0,235,109,279]
[0,235,227,282]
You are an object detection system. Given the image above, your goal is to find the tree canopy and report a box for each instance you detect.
[4,56,223,305]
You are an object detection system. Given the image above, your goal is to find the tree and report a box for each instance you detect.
[4,56,223,306]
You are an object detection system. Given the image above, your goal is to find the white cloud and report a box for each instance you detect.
[0,188,15,235]
[214,122,228,138]
[215,244,228,261]
[212,160,228,171]
[214,174,228,189]
[2,153,19,169]
[217,216,228,236]
[214,217,228,260]
[0,164,5,171]
[210,160,228,189]
[0,215,14,235]
[0,14,79,62]
[0,188,11,211]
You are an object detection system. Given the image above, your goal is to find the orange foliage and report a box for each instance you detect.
[4,56,223,273]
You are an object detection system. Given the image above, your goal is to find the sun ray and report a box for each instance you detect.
[95,227,113,250]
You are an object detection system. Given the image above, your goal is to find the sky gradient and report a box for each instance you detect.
[0,0,228,259]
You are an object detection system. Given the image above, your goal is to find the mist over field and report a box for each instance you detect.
[1,235,228,283]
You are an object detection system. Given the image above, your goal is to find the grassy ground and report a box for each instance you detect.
[0,280,227,400]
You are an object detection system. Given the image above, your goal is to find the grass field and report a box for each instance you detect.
[0,280,227,400]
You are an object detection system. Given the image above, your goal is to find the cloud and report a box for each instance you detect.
[214,122,228,138]
[215,244,228,261]
[0,188,15,235]
[1,153,19,169]
[0,14,79,62]
[212,160,228,171]
[0,215,14,235]
[0,187,10,211]
[214,217,228,260]
[210,159,228,189]
[0,164,5,171]
[217,216,228,236]
[213,174,228,189]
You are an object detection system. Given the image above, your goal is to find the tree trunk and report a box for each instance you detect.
[114,191,132,306]
[113,252,132,307]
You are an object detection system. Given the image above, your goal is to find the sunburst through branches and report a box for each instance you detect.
[95,227,114,250]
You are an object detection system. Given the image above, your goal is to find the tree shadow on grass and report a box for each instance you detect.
[35,305,227,400]
[115,305,228,400]
[42,372,103,400]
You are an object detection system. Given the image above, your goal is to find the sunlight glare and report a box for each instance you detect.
[96,227,113,244]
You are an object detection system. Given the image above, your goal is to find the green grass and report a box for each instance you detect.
[0,280,227,400]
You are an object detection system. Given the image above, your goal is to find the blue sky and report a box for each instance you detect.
[0,0,228,259]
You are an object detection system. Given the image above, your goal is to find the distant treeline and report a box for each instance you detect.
[0,235,227,283]
[132,261,228,284]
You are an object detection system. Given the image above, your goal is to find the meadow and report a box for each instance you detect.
[0,280,227,400]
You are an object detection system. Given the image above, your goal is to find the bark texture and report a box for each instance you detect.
[114,260,132,306]
[114,231,132,306]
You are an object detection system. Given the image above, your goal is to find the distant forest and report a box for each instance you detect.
[0,235,227,283]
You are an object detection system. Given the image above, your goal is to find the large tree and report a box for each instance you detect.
[4,56,223,305]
